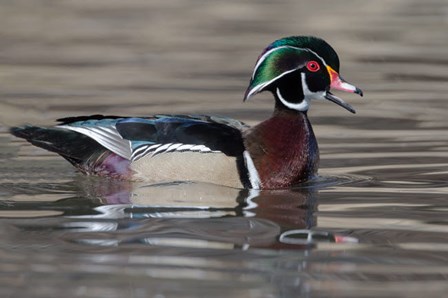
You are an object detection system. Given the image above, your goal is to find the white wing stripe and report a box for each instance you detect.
[132,144,162,161]
[190,145,206,151]
[59,125,224,162]
[152,143,173,156]
[165,143,183,152]
[177,144,194,151]
[130,143,222,161]
[147,144,162,151]
[132,145,150,156]
[59,125,132,160]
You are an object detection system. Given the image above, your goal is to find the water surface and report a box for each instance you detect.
[1,0,448,297]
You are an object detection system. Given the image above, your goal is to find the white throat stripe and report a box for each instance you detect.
[301,73,326,101]
[276,87,310,112]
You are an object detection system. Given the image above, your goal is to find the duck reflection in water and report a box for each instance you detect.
[53,178,349,250]
[5,177,357,250]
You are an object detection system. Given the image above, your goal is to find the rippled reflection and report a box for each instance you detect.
[3,178,346,250]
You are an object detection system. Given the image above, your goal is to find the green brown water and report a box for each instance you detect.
[1,0,448,297]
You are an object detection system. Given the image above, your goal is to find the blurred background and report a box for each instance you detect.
[0,0,445,127]
[0,1,448,297]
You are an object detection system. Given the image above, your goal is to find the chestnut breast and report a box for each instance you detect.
[243,110,319,189]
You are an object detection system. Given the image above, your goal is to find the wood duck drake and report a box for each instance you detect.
[11,36,363,189]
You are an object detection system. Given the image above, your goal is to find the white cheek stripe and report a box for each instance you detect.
[243,150,261,189]
[246,67,300,100]
[251,45,328,79]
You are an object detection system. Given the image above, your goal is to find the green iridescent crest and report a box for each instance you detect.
[267,36,339,71]
[244,47,309,100]
[244,36,340,100]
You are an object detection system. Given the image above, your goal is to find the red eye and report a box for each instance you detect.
[306,61,320,72]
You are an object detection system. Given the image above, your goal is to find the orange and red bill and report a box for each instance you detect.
[325,66,363,113]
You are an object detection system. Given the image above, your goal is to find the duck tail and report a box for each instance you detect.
[10,125,105,167]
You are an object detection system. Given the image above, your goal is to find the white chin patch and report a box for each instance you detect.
[275,72,326,112]
[301,73,326,101]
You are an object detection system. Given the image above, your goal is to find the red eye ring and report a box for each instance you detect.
[306,61,320,72]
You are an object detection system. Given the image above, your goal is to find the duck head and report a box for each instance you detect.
[244,36,363,113]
